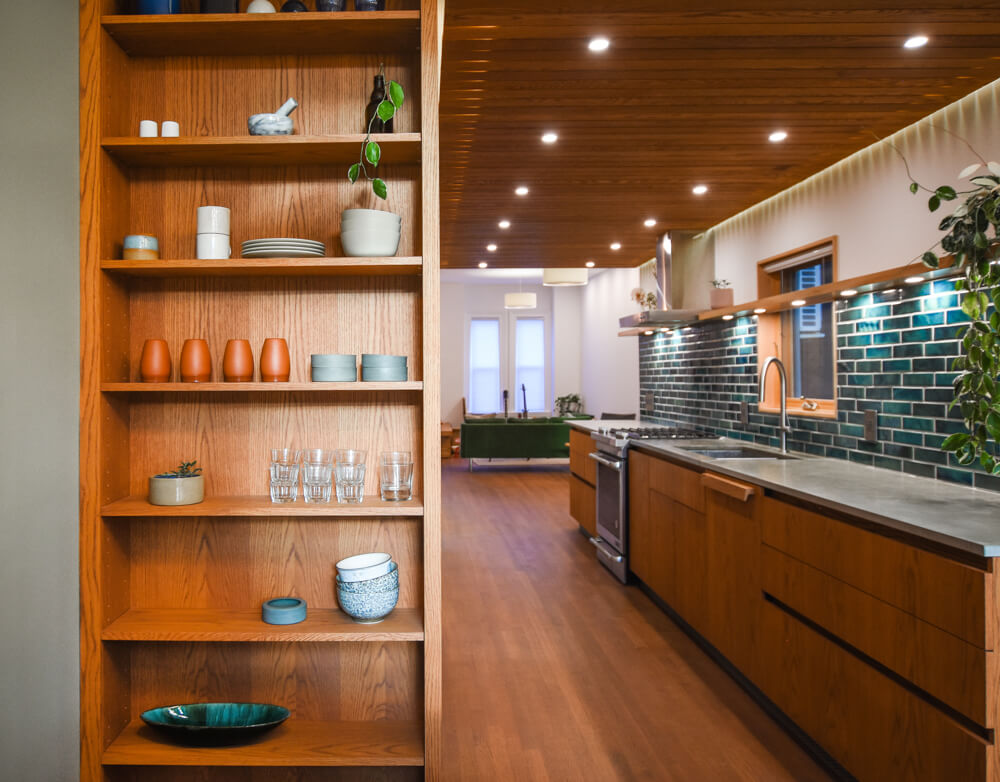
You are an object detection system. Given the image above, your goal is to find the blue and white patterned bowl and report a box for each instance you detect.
[336,562,399,623]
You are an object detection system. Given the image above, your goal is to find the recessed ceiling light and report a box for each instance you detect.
[610,242,621,250]
[478,262,487,269]
[658,328,670,333]
[585,261,595,268]
[683,327,692,332]
[486,243,497,252]
[498,219,511,229]
[515,186,529,196]
[643,330,654,336]
[722,314,734,321]
[904,35,929,49]
[644,218,657,228]
[840,289,858,297]
[753,307,767,314]
[791,299,807,306]
[883,288,899,295]
[541,132,558,144]
[588,37,610,52]
[769,130,788,143]
[692,184,708,195]
[904,275,925,284]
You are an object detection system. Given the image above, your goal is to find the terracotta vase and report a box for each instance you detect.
[180,339,212,383]
[223,339,254,382]
[709,287,734,309]
[140,339,172,382]
[259,338,290,382]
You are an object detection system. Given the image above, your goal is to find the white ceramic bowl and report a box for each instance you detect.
[341,208,401,226]
[340,229,401,258]
[336,552,393,582]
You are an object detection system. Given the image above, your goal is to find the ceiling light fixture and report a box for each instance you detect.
[498,219,511,229]
[643,330,654,336]
[722,314,734,321]
[692,184,708,195]
[904,275,925,284]
[904,35,929,49]
[504,292,537,310]
[515,186,529,196]
[478,262,488,269]
[753,307,767,314]
[769,130,788,143]
[585,261,595,268]
[588,37,610,52]
[659,328,670,333]
[791,299,807,307]
[541,132,558,144]
[542,268,589,287]
[840,289,858,297]
[644,218,657,228]
[610,242,621,250]
[486,243,497,252]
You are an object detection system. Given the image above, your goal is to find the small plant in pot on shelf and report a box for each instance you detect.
[342,67,404,258]
[902,144,1000,473]
[554,393,582,417]
[709,279,733,309]
[148,460,204,506]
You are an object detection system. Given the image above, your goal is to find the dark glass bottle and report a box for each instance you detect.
[365,74,393,134]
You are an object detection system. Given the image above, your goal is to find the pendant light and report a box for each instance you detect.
[542,268,588,286]
[504,273,536,309]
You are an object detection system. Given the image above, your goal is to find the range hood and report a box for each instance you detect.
[618,235,701,329]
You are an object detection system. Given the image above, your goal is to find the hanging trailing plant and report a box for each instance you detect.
[347,67,404,200]
[904,147,1000,473]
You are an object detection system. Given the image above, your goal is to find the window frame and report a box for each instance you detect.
[509,313,549,414]
[465,314,505,415]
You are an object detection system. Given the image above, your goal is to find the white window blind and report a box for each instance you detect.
[468,318,501,413]
[514,317,545,412]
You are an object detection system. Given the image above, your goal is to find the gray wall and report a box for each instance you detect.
[0,3,80,779]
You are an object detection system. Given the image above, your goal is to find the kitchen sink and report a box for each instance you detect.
[676,446,798,460]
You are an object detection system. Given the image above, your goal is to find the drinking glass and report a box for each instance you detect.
[302,448,335,503]
[334,449,367,503]
[270,448,301,503]
[380,451,413,501]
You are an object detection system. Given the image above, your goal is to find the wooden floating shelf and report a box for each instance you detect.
[102,607,423,642]
[101,256,423,277]
[103,719,424,767]
[101,381,422,393]
[101,134,421,168]
[101,495,423,517]
[101,11,421,57]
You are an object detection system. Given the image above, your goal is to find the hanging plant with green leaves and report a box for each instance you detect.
[347,68,404,200]
[904,148,1000,473]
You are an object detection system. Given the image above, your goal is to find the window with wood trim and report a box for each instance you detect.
[756,238,838,418]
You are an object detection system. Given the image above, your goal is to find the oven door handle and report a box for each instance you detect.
[588,452,623,471]
[589,536,624,563]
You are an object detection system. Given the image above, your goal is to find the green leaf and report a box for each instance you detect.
[921,251,939,269]
[365,141,381,166]
[941,432,971,451]
[962,293,981,318]
[388,80,405,109]
[928,194,941,212]
[909,181,919,194]
[347,163,360,183]
[376,99,395,123]
[989,412,1000,442]
[372,178,387,200]
[975,231,989,249]
[936,185,957,201]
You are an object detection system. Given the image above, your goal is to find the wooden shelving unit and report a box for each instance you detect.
[80,1,441,780]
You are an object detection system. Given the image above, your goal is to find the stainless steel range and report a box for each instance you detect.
[588,425,710,582]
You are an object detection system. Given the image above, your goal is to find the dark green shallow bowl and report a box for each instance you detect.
[140,702,290,745]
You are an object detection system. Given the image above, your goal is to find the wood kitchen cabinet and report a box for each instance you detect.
[569,428,597,535]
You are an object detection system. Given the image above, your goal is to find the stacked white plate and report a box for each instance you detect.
[241,238,326,258]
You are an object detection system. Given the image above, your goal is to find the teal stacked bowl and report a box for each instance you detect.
[311,354,357,382]
[140,702,290,745]
[360,354,407,382]
[336,562,399,623]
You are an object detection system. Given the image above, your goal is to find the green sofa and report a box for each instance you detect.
[460,416,593,463]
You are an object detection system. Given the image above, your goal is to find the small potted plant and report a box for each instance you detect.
[148,460,204,506]
[554,393,582,417]
[709,279,733,309]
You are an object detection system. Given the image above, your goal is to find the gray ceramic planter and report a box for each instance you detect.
[148,475,205,506]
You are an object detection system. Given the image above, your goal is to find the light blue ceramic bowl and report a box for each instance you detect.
[336,562,399,623]
[361,365,408,382]
[311,353,357,367]
[312,366,357,382]
[124,234,159,251]
[360,354,407,367]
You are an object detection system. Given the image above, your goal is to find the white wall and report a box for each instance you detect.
[580,268,641,417]
[552,286,583,406]
[710,80,1000,302]
[0,3,80,779]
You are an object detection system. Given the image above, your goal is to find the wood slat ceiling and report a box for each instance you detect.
[440,1,1000,268]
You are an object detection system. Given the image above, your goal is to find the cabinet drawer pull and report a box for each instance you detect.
[701,473,755,502]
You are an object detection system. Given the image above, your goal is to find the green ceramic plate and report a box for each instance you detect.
[140,702,290,745]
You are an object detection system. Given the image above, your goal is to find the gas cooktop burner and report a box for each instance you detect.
[606,426,710,440]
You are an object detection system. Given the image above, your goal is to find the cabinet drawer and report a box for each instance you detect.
[641,451,704,512]
[762,544,990,728]
[569,429,596,485]
[569,473,596,537]
[758,599,988,782]
[760,496,991,648]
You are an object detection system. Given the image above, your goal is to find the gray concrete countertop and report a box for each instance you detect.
[570,420,1000,558]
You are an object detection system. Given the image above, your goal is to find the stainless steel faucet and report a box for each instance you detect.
[758,356,793,454]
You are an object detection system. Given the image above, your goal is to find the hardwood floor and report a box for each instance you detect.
[441,460,831,781]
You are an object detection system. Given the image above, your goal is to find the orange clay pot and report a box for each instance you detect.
[223,339,254,382]
[259,338,290,382]
[140,339,172,382]
[180,339,212,383]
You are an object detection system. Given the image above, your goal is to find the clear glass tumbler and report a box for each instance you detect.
[334,449,367,503]
[380,451,413,501]
[270,448,301,503]
[301,448,335,504]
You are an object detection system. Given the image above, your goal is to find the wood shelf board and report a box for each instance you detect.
[101,256,423,277]
[101,495,423,517]
[102,607,423,642]
[101,381,423,393]
[101,12,421,57]
[101,134,421,168]
[102,718,424,767]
